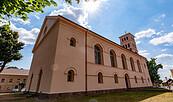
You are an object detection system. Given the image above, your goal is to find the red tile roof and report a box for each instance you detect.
[0,68,29,76]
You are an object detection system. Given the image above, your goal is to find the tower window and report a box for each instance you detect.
[128,43,130,47]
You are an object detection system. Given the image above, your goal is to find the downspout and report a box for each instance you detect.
[85,30,88,96]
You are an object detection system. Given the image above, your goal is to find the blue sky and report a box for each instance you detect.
[2,0,173,80]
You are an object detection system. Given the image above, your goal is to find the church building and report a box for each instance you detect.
[26,15,152,96]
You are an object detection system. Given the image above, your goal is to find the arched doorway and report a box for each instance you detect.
[36,69,42,92]
[125,74,131,89]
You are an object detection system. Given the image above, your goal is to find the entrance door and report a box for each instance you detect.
[36,69,42,92]
[125,74,131,89]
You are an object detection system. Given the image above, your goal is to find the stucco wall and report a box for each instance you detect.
[26,23,59,94]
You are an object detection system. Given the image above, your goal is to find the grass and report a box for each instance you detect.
[143,88,169,91]
[5,91,173,102]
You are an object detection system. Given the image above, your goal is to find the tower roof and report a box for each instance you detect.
[119,33,135,39]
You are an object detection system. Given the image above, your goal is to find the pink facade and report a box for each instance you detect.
[26,16,152,94]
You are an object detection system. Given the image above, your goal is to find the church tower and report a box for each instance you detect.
[119,33,138,53]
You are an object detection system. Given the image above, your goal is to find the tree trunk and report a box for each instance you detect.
[0,61,7,73]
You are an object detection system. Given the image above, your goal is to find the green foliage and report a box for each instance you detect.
[146,58,163,84]
[7,66,19,69]
[0,25,25,72]
[0,0,58,21]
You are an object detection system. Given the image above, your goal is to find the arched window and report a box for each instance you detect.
[110,50,117,67]
[130,57,135,71]
[126,37,128,40]
[94,44,103,64]
[128,43,130,47]
[141,77,144,83]
[70,37,76,47]
[137,60,142,72]
[98,72,103,83]
[121,54,127,70]
[67,70,74,82]
[125,44,127,48]
[144,64,146,68]
[114,74,118,83]
[134,76,137,83]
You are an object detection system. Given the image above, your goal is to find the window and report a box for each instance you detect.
[67,70,74,82]
[128,43,130,47]
[124,38,126,41]
[126,37,128,40]
[121,54,127,69]
[135,76,137,83]
[43,26,47,35]
[110,50,117,67]
[148,78,150,83]
[122,39,124,42]
[23,79,26,82]
[98,72,103,83]
[114,74,118,83]
[130,57,135,71]
[125,44,127,48]
[141,77,144,83]
[6,87,10,90]
[137,60,142,72]
[17,79,20,83]
[70,37,76,47]
[9,79,13,83]
[144,64,146,68]
[1,78,5,83]
[94,44,103,64]
[0,86,2,90]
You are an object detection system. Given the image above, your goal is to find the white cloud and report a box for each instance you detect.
[149,32,173,45]
[135,28,156,39]
[0,20,39,45]
[161,23,164,26]
[49,3,90,28]
[156,54,173,62]
[154,14,166,22]
[138,50,150,57]
[156,30,164,35]
[11,18,30,25]
[136,41,141,45]
[34,14,40,20]
[161,49,167,52]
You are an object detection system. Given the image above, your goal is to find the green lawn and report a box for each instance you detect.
[5,90,173,102]
[143,88,169,91]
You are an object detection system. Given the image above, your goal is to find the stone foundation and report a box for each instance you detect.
[27,86,154,99]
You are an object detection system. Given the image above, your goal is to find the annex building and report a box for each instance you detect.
[0,68,29,92]
[26,15,152,96]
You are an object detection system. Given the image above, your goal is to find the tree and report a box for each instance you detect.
[146,58,163,85]
[0,26,25,73]
[0,0,81,21]
[7,66,19,69]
